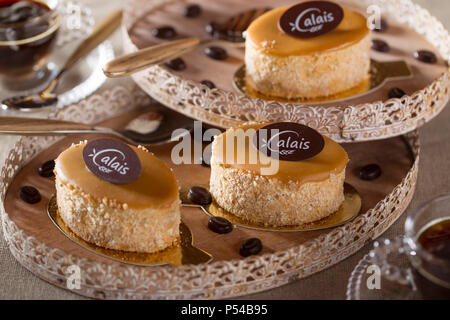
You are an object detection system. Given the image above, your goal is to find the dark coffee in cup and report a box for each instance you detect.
[413,219,450,299]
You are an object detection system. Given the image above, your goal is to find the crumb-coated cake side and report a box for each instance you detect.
[209,123,349,226]
[245,6,371,99]
[54,141,180,253]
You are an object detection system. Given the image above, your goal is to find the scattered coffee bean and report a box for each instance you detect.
[205,46,228,60]
[200,80,216,90]
[184,4,202,18]
[388,87,406,99]
[374,18,388,33]
[208,216,233,234]
[38,160,55,178]
[164,58,186,71]
[414,50,437,64]
[152,26,177,39]
[205,21,220,35]
[371,39,390,52]
[19,186,41,204]
[359,164,382,181]
[188,186,212,205]
[240,238,262,257]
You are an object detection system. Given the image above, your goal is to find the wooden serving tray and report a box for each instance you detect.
[0,86,419,299]
[122,0,450,142]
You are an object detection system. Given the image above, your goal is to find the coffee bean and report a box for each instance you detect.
[371,39,390,52]
[164,58,186,71]
[205,21,220,35]
[374,18,388,32]
[152,26,177,39]
[184,4,202,18]
[240,238,262,257]
[359,164,382,181]
[414,50,437,64]
[388,87,406,99]
[38,160,55,177]
[188,186,212,205]
[200,80,216,90]
[205,46,228,60]
[208,216,233,234]
[19,186,41,204]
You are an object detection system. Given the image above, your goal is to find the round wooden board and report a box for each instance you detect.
[4,108,414,266]
[0,86,419,299]
[122,0,450,143]
[127,0,447,106]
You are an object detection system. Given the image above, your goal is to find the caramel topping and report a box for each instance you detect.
[212,123,348,184]
[55,142,179,209]
[246,7,369,56]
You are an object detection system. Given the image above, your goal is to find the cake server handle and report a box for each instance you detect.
[103,37,202,78]
[0,117,120,137]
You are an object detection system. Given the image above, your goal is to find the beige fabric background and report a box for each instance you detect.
[0,0,449,299]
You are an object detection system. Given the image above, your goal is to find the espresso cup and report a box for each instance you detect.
[0,0,61,89]
[404,194,450,298]
[371,194,450,299]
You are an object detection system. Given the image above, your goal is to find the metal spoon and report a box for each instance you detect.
[0,105,195,145]
[103,8,271,78]
[1,10,123,111]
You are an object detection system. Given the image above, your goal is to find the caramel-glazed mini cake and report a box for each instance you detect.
[210,123,349,226]
[245,6,370,99]
[54,141,180,253]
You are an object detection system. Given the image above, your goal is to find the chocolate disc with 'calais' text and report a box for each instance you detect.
[253,122,325,161]
[82,139,142,184]
[278,1,344,38]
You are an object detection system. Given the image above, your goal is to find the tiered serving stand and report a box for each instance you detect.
[0,0,449,299]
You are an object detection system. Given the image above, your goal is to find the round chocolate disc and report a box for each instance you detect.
[82,139,142,185]
[253,122,325,162]
[278,1,344,39]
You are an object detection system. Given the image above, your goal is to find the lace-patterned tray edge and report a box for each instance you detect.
[0,85,420,299]
[122,0,449,143]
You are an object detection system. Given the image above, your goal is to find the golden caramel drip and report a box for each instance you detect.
[55,142,178,209]
[246,6,369,56]
[212,123,348,184]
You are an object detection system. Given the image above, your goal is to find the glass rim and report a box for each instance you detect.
[404,193,450,268]
[0,10,61,46]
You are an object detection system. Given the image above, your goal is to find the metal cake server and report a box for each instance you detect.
[103,8,271,78]
[1,10,123,111]
[0,105,195,145]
